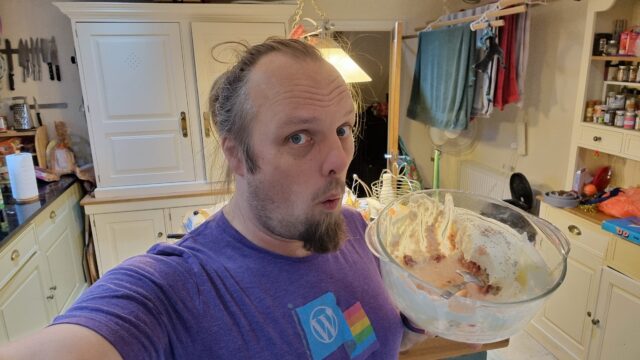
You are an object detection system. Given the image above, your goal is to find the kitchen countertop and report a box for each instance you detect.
[0,175,78,252]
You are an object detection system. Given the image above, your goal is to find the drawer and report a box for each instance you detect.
[0,225,37,289]
[34,187,74,252]
[578,125,623,154]
[541,204,609,258]
[622,134,640,161]
[606,236,640,282]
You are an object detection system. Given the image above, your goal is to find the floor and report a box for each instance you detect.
[487,331,557,360]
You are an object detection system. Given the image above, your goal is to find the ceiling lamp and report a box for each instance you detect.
[289,0,372,83]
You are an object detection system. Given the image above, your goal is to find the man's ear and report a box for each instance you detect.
[221,136,246,177]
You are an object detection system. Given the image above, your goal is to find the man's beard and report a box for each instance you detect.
[247,177,348,254]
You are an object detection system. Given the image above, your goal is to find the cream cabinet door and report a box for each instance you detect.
[93,210,167,275]
[529,203,607,360]
[0,252,54,344]
[76,22,195,188]
[191,22,286,182]
[45,227,85,313]
[588,267,640,360]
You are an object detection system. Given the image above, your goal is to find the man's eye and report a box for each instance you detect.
[289,133,309,145]
[337,125,353,137]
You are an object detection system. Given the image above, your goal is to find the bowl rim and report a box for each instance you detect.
[372,188,570,307]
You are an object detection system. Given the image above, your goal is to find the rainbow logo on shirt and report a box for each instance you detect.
[343,302,378,358]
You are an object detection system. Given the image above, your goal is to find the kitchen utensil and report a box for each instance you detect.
[365,189,570,343]
[10,96,35,131]
[4,39,15,90]
[32,38,41,81]
[50,37,61,81]
[503,172,533,212]
[440,270,485,300]
[18,39,28,82]
[543,191,580,208]
[41,38,53,81]
[33,97,43,127]
[27,37,34,80]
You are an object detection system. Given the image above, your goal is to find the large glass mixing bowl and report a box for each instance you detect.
[365,190,570,343]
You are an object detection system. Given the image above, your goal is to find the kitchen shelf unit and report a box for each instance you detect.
[527,1,640,360]
[0,126,48,169]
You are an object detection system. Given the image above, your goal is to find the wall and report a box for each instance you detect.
[0,0,91,165]
[400,1,590,197]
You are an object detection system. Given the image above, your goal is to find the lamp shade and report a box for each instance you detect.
[315,38,372,83]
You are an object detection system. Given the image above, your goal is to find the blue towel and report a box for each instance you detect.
[407,25,476,130]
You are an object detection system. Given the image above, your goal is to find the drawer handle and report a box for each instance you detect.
[50,285,57,291]
[46,294,55,300]
[10,249,20,261]
[180,111,188,138]
[568,225,582,236]
[203,112,212,138]
[591,318,600,326]
[592,136,602,142]
[157,232,163,238]
[49,210,57,219]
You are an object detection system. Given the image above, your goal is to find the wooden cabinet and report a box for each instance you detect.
[529,203,609,360]
[588,267,640,360]
[0,183,86,345]
[57,2,294,198]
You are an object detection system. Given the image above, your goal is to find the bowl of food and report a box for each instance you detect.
[365,189,570,343]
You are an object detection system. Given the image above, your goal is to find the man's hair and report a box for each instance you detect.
[208,38,325,176]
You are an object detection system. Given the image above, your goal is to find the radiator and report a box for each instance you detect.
[458,160,510,200]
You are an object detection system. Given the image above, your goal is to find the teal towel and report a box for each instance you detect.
[407,25,476,130]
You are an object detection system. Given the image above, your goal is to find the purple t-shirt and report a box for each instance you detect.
[53,208,403,359]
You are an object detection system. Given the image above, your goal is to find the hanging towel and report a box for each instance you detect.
[407,25,476,130]
[516,10,530,106]
[495,15,520,110]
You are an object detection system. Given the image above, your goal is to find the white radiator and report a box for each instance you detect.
[458,160,510,200]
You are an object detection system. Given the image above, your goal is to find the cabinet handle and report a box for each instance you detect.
[591,318,600,326]
[568,225,582,236]
[592,136,602,142]
[203,112,211,138]
[46,294,55,300]
[180,111,188,138]
[10,249,20,261]
[157,232,163,238]
[587,311,592,317]
[49,210,57,219]
[50,285,57,291]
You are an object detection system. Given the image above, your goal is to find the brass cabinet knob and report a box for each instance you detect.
[593,136,602,142]
[46,294,55,300]
[10,249,20,261]
[50,285,57,291]
[587,311,592,317]
[49,210,57,219]
[568,225,582,236]
[157,232,163,238]
[591,318,600,326]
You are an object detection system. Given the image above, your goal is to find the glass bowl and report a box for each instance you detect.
[365,189,570,343]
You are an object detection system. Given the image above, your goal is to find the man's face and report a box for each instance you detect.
[241,54,355,253]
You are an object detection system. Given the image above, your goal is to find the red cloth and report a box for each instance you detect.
[495,15,520,110]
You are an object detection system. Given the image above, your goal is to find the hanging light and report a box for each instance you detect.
[289,0,372,83]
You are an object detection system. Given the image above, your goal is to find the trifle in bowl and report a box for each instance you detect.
[365,190,569,343]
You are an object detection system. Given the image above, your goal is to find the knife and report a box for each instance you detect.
[4,39,15,90]
[41,38,53,81]
[18,39,27,82]
[28,37,35,80]
[34,38,42,81]
[50,36,61,81]
[33,97,43,127]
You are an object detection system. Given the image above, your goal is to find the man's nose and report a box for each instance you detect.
[321,136,351,177]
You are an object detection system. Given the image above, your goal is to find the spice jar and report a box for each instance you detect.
[630,65,638,83]
[626,97,636,111]
[607,40,619,56]
[615,110,626,127]
[617,65,629,82]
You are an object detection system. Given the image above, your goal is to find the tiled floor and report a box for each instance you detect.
[487,331,557,360]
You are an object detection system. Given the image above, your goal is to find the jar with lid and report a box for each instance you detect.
[630,65,638,83]
[612,94,626,110]
[617,65,629,82]
[606,91,617,106]
[623,111,636,129]
[625,96,636,111]
[607,40,619,56]
[615,110,626,127]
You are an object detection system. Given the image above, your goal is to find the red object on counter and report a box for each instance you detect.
[591,166,611,192]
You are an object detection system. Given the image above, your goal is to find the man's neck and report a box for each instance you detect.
[222,198,312,258]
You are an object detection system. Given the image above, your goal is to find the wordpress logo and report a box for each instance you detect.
[309,306,338,343]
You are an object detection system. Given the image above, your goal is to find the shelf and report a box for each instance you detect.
[593,56,640,62]
[0,130,37,138]
[581,122,640,135]
[603,80,640,88]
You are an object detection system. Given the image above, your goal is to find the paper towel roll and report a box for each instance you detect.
[6,153,39,203]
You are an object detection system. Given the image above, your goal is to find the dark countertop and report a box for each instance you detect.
[0,175,78,252]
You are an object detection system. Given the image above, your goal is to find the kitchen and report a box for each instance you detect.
[0,0,638,359]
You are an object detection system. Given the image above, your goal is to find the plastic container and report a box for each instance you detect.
[365,190,570,343]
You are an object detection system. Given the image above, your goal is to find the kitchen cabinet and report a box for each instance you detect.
[57,2,294,198]
[529,203,609,360]
[0,182,86,345]
[587,267,640,360]
[84,190,230,275]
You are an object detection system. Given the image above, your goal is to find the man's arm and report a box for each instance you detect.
[0,323,121,360]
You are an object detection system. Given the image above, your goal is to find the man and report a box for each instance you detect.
[0,39,427,359]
